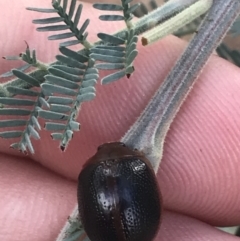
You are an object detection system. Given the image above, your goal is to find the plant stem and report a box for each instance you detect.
[54,1,240,241]
[56,205,87,241]
[0,0,198,97]
[142,0,212,46]
[122,0,240,172]
[131,0,199,36]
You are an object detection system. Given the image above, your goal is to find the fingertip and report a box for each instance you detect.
[158,53,240,226]
[157,211,239,241]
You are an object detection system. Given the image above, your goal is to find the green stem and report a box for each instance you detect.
[34,61,49,71]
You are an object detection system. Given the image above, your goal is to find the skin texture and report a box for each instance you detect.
[0,0,240,240]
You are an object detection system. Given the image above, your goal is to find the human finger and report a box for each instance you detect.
[0,0,240,228]
[156,211,240,241]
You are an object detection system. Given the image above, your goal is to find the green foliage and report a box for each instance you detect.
[27,0,90,48]
[1,0,240,241]
[0,0,140,153]
[91,30,138,84]
[1,0,239,155]
[92,0,139,83]
[40,47,98,151]
[0,67,44,154]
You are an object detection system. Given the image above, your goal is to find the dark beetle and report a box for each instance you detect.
[77,142,162,241]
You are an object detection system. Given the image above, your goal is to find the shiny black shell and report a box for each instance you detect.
[77,142,162,241]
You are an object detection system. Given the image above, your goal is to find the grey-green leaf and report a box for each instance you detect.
[69,121,80,131]
[125,66,134,74]
[86,68,98,74]
[101,70,126,84]
[37,25,70,32]
[24,133,34,153]
[56,55,86,69]
[10,143,20,151]
[90,53,124,63]
[53,65,85,76]
[1,71,14,78]
[48,68,82,82]
[41,83,77,96]
[78,19,90,38]
[32,17,64,24]
[68,0,77,20]
[127,35,138,47]
[38,110,69,120]
[50,104,71,113]
[87,58,95,68]
[83,32,89,41]
[28,125,40,140]
[26,7,58,13]
[16,64,32,73]
[0,98,35,106]
[66,129,73,139]
[81,79,97,88]
[60,39,80,47]
[59,47,89,63]
[149,0,157,9]
[126,49,138,66]
[79,86,95,94]
[97,33,125,45]
[31,116,41,131]
[95,63,124,70]
[0,131,23,139]
[76,92,95,102]
[83,73,98,81]
[12,69,40,87]
[126,43,137,57]
[90,48,125,57]
[3,56,21,60]
[62,0,68,14]
[39,97,50,108]
[93,3,123,11]
[126,3,141,14]
[73,4,83,28]
[7,87,39,97]
[99,15,124,21]
[51,133,63,140]
[45,122,66,131]
[125,0,133,4]
[0,119,27,128]
[0,108,31,116]
[95,45,125,51]
[45,75,79,89]
[32,50,37,64]
[48,32,75,40]
[47,96,73,105]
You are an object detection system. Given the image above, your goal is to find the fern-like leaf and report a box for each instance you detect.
[97,33,125,45]
[38,47,98,151]
[92,0,139,84]
[93,0,140,23]
[27,0,90,48]
[91,29,138,84]
[0,70,45,154]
